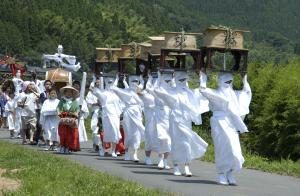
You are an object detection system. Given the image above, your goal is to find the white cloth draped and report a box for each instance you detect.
[40,99,60,142]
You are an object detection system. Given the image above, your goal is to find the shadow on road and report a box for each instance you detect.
[168,179,218,185]
[96,157,125,161]
[132,170,173,176]
[121,165,158,170]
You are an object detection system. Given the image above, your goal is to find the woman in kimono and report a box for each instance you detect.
[112,75,145,162]
[154,70,208,176]
[73,81,89,143]
[57,86,80,154]
[40,88,60,151]
[199,72,252,185]
[93,76,123,158]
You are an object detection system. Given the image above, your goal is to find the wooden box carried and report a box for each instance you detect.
[96,48,123,63]
[203,26,249,49]
[121,43,141,58]
[164,31,202,50]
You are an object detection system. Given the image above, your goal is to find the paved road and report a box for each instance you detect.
[0,129,299,196]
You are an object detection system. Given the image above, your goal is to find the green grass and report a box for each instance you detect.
[85,112,92,140]
[0,141,173,196]
[193,125,300,178]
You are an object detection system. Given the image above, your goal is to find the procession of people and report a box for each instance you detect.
[0,68,252,186]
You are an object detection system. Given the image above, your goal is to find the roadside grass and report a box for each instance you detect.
[85,112,92,139]
[0,141,173,196]
[193,125,300,178]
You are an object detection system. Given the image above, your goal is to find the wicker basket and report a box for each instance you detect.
[203,27,249,49]
[121,43,141,58]
[96,48,123,63]
[164,31,201,50]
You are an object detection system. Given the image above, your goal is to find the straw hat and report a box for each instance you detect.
[60,85,79,97]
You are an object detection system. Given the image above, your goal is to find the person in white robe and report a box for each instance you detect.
[93,76,123,158]
[154,70,208,176]
[86,78,102,151]
[12,71,23,135]
[40,88,60,150]
[146,72,172,169]
[73,81,89,143]
[199,71,252,185]
[136,74,159,165]
[5,92,17,138]
[112,75,145,162]
[12,70,23,95]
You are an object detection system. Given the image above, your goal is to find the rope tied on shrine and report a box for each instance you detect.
[211,25,237,49]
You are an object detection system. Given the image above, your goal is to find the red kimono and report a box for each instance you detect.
[57,99,80,151]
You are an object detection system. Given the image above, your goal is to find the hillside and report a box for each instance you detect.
[0,0,300,67]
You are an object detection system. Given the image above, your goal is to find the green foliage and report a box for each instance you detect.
[245,61,300,161]
[0,141,172,196]
[1,0,300,67]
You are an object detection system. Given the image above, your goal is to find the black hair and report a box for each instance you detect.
[72,80,81,86]
[49,87,57,93]
[44,80,53,86]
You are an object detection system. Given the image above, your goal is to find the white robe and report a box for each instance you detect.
[112,87,145,150]
[200,75,252,173]
[139,90,159,152]
[76,97,89,143]
[5,98,17,131]
[155,86,208,164]
[12,77,23,95]
[93,88,122,143]
[86,91,100,134]
[147,77,172,154]
[40,99,60,142]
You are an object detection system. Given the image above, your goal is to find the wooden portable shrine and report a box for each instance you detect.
[160,30,202,70]
[200,26,250,73]
[95,47,122,75]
